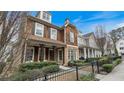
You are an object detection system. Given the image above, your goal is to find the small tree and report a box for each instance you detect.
[95,25,106,56]
[0,11,30,78]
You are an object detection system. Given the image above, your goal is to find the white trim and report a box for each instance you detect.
[38,48,40,62]
[44,48,46,61]
[35,22,44,37]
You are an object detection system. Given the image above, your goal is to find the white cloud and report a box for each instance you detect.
[83,12,119,22]
[115,23,124,28]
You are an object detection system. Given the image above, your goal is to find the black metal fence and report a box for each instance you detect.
[34,61,100,81]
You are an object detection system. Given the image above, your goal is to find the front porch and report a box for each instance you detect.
[79,47,101,59]
[23,40,66,65]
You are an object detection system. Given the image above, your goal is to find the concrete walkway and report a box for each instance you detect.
[101,60,124,81]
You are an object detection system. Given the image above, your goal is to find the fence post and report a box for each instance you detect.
[76,65,79,81]
[96,61,100,74]
[91,62,94,74]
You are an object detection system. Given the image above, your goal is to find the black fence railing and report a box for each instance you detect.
[34,62,100,81]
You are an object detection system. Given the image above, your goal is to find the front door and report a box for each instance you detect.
[58,50,63,65]
[49,49,54,61]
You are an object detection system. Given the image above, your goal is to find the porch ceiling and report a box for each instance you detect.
[27,39,66,47]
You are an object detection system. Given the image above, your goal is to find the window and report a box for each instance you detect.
[120,47,124,50]
[25,47,34,62]
[70,31,74,43]
[51,28,57,40]
[120,42,124,45]
[43,12,51,22]
[35,23,44,37]
[68,49,76,61]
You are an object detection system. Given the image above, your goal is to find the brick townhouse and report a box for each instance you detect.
[22,11,101,66]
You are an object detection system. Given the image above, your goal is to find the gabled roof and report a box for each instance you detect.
[83,32,94,37]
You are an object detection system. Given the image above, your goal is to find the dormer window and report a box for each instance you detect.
[70,31,74,43]
[42,12,51,23]
[50,28,57,40]
[35,23,44,37]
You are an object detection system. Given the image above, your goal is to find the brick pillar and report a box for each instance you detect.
[63,47,68,66]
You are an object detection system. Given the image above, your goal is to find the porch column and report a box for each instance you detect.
[88,48,90,58]
[92,49,94,58]
[40,44,44,61]
[94,50,96,58]
[84,47,87,59]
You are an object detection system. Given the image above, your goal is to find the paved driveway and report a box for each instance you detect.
[101,59,124,81]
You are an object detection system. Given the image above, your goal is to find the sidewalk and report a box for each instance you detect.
[100,60,124,81]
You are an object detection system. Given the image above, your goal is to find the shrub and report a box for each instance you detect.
[19,61,57,72]
[99,56,111,66]
[85,58,100,63]
[68,60,87,66]
[102,64,113,73]
[113,58,121,67]
[9,69,43,81]
[0,62,6,74]
[113,56,121,60]
[42,65,59,75]
[80,73,96,81]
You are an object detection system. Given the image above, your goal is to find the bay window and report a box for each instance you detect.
[35,23,44,37]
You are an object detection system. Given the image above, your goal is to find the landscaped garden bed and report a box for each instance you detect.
[7,61,60,81]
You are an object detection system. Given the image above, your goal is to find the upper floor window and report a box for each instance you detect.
[51,28,57,40]
[120,42,124,45]
[35,23,44,37]
[70,31,74,43]
[43,12,51,22]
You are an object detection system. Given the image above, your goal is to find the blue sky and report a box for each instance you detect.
[32,11,124,34]
[50,11,124,34]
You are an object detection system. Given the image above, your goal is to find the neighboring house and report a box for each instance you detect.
[116,39,124,56]
[78,32,101,59]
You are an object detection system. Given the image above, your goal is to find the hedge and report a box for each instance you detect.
[42,65,59,75]
[68,60,87,66]
[8,64,59,81]
[0,62,6,74]
[19,61,57,72]
[98,56,111,66]
[9,69,43,81]
[102,64,113,73]
[113,58,121,67]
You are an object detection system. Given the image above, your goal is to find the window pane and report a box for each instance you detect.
[70,31,74,42]
[51,28,57,40]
